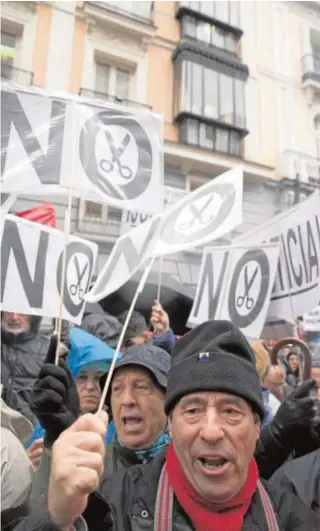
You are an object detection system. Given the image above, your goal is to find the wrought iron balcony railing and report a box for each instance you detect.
[1,63,33,85]
[301,54,320,83]
[79,88,151,110]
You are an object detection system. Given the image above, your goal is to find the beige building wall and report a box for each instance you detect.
[241,1,317,172]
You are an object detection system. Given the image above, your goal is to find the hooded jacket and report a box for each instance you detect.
[26,327,119,449]
[1,316,49,424]
[1,396,34,531]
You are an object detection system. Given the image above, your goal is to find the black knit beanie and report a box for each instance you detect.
[165,320,264,419]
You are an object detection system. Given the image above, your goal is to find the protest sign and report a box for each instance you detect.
[1,83,164,213]
[234,191,320,322]
[1,214,98,324]
[120,186,187,235]
[188,244,280,339]
[303,305,320,332]
[1,193,17,216]
[86,167,243,302]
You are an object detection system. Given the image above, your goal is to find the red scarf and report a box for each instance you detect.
[166,443,258,531]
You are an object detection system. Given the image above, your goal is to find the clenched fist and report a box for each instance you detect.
[151,300,170,336]
[48,412,108,530]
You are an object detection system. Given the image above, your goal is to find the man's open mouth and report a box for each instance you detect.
[198,457,229,470]
[122,416,143,426]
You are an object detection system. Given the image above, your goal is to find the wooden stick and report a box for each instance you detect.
[156,255,164,303]
[54,193,73,365]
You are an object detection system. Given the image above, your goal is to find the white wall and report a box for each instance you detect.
[241,1,318,170]
[45,1,76,91]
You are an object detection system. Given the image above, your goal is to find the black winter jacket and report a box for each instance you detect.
[12,452,320,531]
[1,316,49,424]
[270,449,320,515]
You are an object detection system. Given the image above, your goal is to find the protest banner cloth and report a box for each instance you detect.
[1,83,164,214]
[0,214,98,325]
[234,190,320,322]
[188,243,280,339]
[120,186,187,235]
[15,203,57,227]
[0,193,17,216]
[86,167,243,303]
[303,305,320,332]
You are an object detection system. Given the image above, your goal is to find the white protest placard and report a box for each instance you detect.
[153,166,243,257]
[303,305,320,332]
[120,186,187,235]
[1,215,98,324]
[188,244,280,339]
[234,191,320,322]
[1,83,164,214]
[86,167,243,302]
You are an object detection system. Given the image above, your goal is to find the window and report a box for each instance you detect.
[215,1,229,24]
[178,61,246,130]
[116,68,130,100]
[95,63,110,93]
[219,74,233,123]
[203,69,218,119]
[83,201,122,224]
[100,1,153,21]
[95,62,131,101]
[181,15,239,54]
[85,201,103,219]
[181,118,242,157]
[179,1,240,28]
[1,31,16,79]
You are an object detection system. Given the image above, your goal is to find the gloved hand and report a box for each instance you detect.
[30,334,80,448]
[269,379,317,444]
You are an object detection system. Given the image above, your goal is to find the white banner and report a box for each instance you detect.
[1,215,98,324]
[1,83,164,214]
[0,193,17,215]
[120,186,187,235]
[303,305,320,332]
[188,244,280,339]
[234,191,320,322]
[86,167,243,302]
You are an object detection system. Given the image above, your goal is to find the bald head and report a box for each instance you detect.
[263,365,286,399]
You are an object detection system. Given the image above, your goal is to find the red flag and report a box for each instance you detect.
[15,203,56,227]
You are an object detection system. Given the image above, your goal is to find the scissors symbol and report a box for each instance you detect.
[70,257,89,299]
[178,195,216,231]
[236,266,259,310]
[99,131,133,179]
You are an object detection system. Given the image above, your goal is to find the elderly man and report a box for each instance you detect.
[262,365,293,402]
[14,321,319,530]
[1,312,49,423]
[103,344,170,477]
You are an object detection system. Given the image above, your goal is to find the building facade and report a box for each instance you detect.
[1,0,319,291]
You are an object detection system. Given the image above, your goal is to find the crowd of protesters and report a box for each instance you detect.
[1,300,320,530]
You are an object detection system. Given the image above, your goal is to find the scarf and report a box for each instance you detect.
[166,442,258,531]
[118,427,170,462]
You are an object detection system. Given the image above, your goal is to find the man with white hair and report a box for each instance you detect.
[1,312,49,423]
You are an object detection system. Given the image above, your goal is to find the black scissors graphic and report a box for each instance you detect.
[178,195,216,231]
[99,131,133,179]
[236,266,258,310]
[70,257,89,299]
